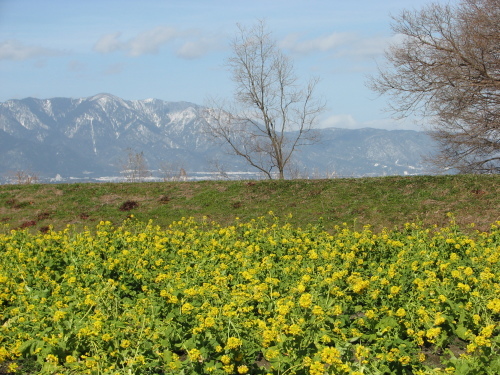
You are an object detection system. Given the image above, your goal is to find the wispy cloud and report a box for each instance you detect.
[320,114,422,131]
[93,26,221,59]
[280,32,356,54]
[0,39,63,61]
[280,32,397,60]
[93,32,124,54]
[176,36,223,59]
[335,34,402,59]
[93,27,179,56]
[103,63,125,75]
[320,114,358,129]
[128,26,179,56]
[68,60,87,72]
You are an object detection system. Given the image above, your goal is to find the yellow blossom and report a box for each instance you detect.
[395,308,406,317]
[312,305,324,315]
[188,348,202,362]
[487,298,500,313]
[298,293,313,308]
[120,339,131,348]
[225,336,243,350]
[237,365,249,374]
[320,346,341,365]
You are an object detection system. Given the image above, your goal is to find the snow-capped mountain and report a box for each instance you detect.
[0,93,437,181]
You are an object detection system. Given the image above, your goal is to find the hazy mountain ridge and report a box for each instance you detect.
[0,94,437,181]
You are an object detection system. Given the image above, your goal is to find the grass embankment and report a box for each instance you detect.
[0,174,498,233]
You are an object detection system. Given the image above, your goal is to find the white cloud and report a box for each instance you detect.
[280,32,356,54]
[93,27,178,56]
[92,26,221,59]
[0,39,62,61]
[320,114,358,129]
[103,63,125,75]
[93,32,124,54]
[335,34,402,59]
[279,32,402,61]
[68,60,87,72]
[176,36,222,59]
[127,26,178,56]
[321,114,423,131]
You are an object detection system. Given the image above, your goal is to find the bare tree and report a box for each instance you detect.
[208,159,230,180]
[158,161,188,182]
[120,148,151,182]
[6,170,39,184]
[204,20,325,179]
[368,0,500,173]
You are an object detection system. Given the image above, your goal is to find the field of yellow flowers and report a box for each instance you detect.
[0,213,499,374]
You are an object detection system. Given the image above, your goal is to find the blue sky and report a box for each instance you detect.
[0,0,441,130]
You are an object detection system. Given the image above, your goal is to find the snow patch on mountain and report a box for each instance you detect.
[0,94,438,179]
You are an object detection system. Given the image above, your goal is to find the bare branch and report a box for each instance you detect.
[203,20,325,179]
[368,0,500,173]
[120,148,151,182]
[5,170,40,185]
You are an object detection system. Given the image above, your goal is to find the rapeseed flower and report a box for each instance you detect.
[298,293,313,308]
[0,215,499,374]
[320,346,341,364]
[225,336,243,350]
[237,365,249,374]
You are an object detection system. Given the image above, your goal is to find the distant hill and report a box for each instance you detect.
[0,93,438,181]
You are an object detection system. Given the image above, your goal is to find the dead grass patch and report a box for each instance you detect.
[158,195,170,204]
[18,220,37,229]
[119,200,139,211]
[36,212,51,220]
[99,194,122,204]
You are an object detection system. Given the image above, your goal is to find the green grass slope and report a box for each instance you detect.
[0,175,498,233]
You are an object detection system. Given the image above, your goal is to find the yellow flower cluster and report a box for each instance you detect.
[0,216,498,374]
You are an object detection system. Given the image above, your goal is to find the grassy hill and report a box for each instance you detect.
[0,174,498,233]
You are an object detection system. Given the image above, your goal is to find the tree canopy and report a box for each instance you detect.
[369,0,499,173]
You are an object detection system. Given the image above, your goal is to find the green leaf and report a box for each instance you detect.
[19,339,36,354]
[455,325,469,341]
[375,316,398,330]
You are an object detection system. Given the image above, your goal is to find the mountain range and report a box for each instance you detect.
[0,93,438,182]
